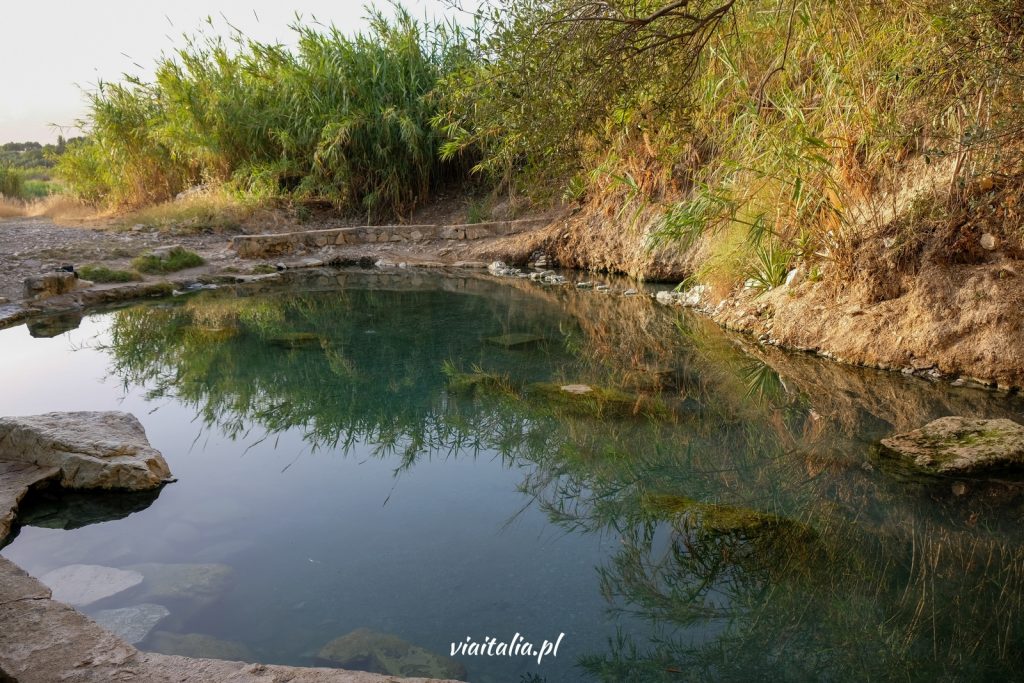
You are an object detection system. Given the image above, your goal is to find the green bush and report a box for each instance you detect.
[133,247,205,274]
[77,265,142,283]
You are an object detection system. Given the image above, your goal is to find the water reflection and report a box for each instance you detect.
[29,269,1024,680]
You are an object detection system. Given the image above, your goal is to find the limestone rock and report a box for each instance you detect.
[23,271,88,300]
[40,564,144,607]
[0,461,60,542]
[0,411,171,490]
[980,233,998,251]
[147,631,255,662]
[879,416,1024,475]
[91,603,170,644]
[317,628,466,680]
[487,260,510,276]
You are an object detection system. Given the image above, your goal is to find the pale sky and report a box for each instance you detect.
[0,1,466,143]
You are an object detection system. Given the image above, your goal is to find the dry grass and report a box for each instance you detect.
[0,194,95,221]
[119,191,257,233]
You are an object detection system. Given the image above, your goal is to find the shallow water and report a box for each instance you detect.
[2,269,1024,682]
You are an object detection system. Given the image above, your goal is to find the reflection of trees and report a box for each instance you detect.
[101,270,1024,682]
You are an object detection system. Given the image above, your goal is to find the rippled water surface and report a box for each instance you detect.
[2,269,1024,682]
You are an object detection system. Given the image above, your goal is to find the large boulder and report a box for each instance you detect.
[318,628,467,680]
[0,412,171,490]
[878,416,1024,475]
[23,271,89,301]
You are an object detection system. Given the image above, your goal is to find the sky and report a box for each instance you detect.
[0,1,465,144]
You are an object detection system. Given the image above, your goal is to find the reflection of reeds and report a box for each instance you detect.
[99,270,1024,681]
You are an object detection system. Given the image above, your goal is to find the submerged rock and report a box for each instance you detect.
[268,332,322,349]
[878,416,1024,475]
[40,564,144,607]
[128,563,233,606]
[526,382,667,419]
[0,411,171,491]
[91,603,170,644]
[146,631,254,661]
[485,333,545,349]
[317,628,467,679]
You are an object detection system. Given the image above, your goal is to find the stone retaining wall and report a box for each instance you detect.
[231,218,551,259]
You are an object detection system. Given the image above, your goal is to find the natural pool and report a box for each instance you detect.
[2,268,1024,682]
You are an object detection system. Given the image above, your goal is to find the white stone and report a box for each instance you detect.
[41,564,144,607]
[980,233,998,251]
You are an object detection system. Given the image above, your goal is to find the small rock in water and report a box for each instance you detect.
[147,631,254,661]
[560,384,593,395]
[91,603,170,644]
[576,281,593,289]
[318,628,466,680]
[268,332,321,349]
[487,261,510,276]
[486,333,545,349]
[127,563,234,606]
[623,288,638,296]
[655,290,677,305]
[878,416,1024,475]
[595,284,610,292]
[41,564,144,607]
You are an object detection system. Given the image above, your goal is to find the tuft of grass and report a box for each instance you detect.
[465,199,490,224]
[77,265,142,283]
[133,247,205,274]
[746,240,792,292]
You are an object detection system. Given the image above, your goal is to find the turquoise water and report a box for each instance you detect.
[2,268,1024,682]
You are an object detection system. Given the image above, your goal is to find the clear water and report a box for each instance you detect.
[2,269,1024,682]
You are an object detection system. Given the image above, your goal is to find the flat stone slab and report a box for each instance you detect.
[92,603,170,644]
[0,556,465,682]
[879,416,1024,475]
[0,411,171,490]
[40,564,144,607]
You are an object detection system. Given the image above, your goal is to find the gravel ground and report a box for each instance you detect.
[0,218,236,302]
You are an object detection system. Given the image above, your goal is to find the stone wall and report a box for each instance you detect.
[231,218,551,259]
